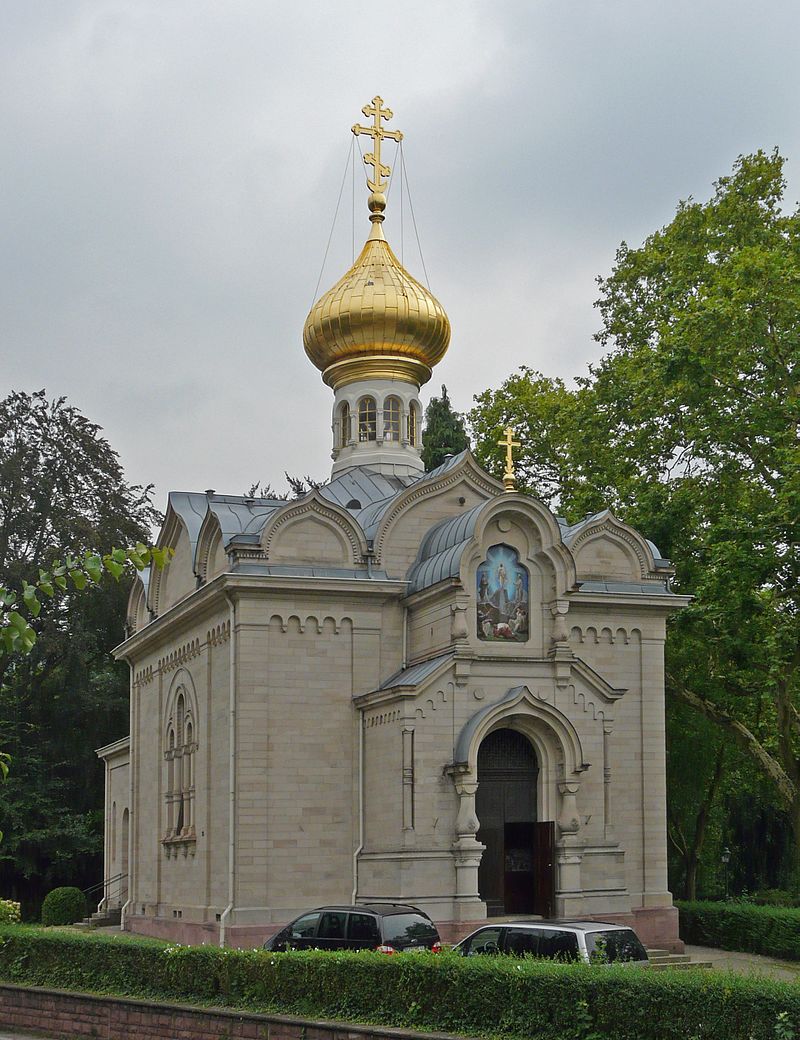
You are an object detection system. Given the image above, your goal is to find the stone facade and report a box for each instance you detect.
[99,451,688,949]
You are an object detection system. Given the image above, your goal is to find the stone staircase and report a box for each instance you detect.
[74,906,122,931]
[646,947,712,971]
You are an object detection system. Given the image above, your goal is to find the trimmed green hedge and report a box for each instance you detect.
[679,900,800,961]
[0,924,798,1040]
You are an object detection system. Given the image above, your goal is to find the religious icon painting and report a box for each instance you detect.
[476,544,529,642]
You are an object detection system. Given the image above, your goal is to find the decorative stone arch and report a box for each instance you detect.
[456,686,588,785]
[372,450,501,563]
[568,510,658,580]
[260,492,368,565]
[449,686,588,909]
[467,494,577,600]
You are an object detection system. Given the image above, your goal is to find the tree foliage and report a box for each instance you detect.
[421,385,469,471]
[470,149,800,887]
[0,390,163,911]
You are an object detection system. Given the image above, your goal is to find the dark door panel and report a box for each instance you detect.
[533,821,556,917]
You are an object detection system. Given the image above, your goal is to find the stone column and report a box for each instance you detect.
[451,775,486,920]
[555,778,583,916]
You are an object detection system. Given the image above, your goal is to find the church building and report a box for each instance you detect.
[98,98,688,950]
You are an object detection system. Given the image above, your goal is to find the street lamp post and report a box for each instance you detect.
[721,846,731,900]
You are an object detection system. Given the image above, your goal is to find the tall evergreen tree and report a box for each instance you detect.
[421,385,469,471]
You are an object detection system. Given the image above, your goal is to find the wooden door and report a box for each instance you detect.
[532,821,555,917]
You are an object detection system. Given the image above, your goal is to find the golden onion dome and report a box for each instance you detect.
[303,195,451,391]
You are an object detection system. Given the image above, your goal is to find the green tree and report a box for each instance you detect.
[0,390,162,911]
[421,385,469,471]
[470,150,800,881]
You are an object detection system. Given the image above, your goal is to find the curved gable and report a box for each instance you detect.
[195,510,227,584]
[148,502,199,616]
[567,511,657,583]
[261,492,368,566]
[375,451,501,577]
[126,573,149,634]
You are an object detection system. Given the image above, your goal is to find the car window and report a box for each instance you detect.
[464,927,505,955]
[348,913,380,943]
[585,929,648,963]
[289,912,320,939]
[537,929,579,962]
[317,911,348,940]
[505,928,540,957]
[381,913,438,946]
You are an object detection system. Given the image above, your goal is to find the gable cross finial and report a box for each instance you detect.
[352,96,403,204]
[497,426,521,493]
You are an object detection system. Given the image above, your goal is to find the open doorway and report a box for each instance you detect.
[476,728,554,916]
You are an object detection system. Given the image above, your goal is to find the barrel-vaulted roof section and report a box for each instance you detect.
[406,503,488,594]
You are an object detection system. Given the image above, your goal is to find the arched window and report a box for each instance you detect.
[407,403,419,446]
[358,397,377,441]
[338,403,351,448]
[383,396,401,441]
[164,680,198,851]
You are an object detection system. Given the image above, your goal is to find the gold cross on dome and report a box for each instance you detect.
[352,96,403,195]
[497,426,521,493]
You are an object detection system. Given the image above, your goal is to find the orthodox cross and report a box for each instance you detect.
[352,96,403,195]
[497,426,521,493]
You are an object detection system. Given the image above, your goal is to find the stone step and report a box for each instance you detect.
[75,907,122,930]
[649,959,713,971]
[91,907,121,925]
[644,946,711,970]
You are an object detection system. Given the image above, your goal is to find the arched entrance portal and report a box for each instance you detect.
[476,728,555,916]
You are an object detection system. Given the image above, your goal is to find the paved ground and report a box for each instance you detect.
[685,943,800,982]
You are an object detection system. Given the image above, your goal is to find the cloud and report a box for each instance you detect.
[2,0,799,502]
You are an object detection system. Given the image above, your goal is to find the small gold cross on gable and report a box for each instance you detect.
[497,426,521,493]
[352,96,403,195]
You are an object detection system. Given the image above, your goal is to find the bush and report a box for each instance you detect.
[0,900,20,925]
[40,887,87,927]
[678,900,800,960]
[751,889,800,908]
[0,924,799,1040]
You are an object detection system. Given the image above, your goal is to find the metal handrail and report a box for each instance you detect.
[83,872,128,896]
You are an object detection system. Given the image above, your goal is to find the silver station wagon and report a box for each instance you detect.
[455,920,650,965]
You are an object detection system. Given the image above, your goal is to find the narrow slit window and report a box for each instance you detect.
[339,403,351,448]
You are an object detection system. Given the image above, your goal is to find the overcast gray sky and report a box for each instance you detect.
[3,0,799,505]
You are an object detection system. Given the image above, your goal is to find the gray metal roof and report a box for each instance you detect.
[319,469,413,511]
[406,502,488,593]
[229,564,391,580]
[379,652,454,690]
[577,580,674,596]
[207,498,282,546]
[166,491,209,565]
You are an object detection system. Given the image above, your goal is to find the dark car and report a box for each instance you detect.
[455,920,649,965]
[263,902,442,954]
